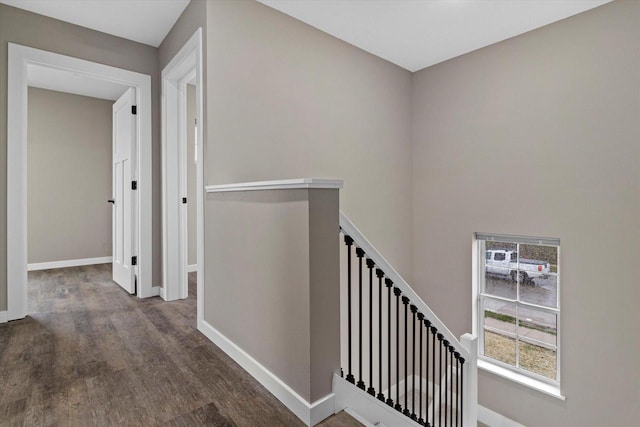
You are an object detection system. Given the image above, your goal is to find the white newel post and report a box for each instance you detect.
[460,333,478,427]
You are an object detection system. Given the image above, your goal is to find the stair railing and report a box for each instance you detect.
[339,211,477,427]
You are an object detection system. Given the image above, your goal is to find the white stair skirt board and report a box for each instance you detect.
[343,408,377,427]
[188,264,197,273]
[0,311,8,323]
[198,320,335,426]
[27,256,113,271]
[333,374,419,427]
[478,405,526,427]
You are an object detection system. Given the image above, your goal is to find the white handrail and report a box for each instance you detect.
[339,211,470,360]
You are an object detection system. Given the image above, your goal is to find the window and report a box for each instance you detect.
[475,233,560,387]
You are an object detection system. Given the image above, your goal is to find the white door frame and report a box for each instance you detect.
[161,28,204,324]
[7,43,154,321]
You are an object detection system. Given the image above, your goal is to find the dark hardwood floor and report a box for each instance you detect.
[0,264,361,427]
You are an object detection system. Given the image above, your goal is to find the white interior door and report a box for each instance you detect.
[112,88,137,294]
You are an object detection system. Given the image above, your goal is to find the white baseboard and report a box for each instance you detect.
[0,311,7,323]
[28,256,112,271]
[187,264,197,273]
[309,392,336,426]
[478,405,526,427]
[198,320,335,426]
[149,286,161,297]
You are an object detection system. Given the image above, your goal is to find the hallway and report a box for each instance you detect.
[0,265,360,426]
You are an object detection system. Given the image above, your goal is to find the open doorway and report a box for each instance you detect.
[26,85,118,273]
[7,44,154,321]
[185,83,198,278]
[26,82,132,313]
[161,28,204,328]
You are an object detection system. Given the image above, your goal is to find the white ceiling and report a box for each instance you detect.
[0,0,190,47]
[257,0,613,72]
[2,0,612,71]
[28,64,130,101]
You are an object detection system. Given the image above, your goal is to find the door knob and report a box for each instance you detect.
[108,199,115,204]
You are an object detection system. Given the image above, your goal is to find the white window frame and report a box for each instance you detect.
[473,233,565,400]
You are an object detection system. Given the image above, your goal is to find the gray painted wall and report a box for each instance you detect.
[0,3,160,309]
[205,188,340,402]
[411,1,639,425]
[27,88,113,264]
[205,0,414,281]
[158,0,206,72]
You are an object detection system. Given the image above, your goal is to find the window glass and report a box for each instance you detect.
[517,244,558,309]
[477,235,560,384]
[483,296,517,366]
[483,246,516,299]
[483,298,516,335]
[484,330,515,366]
[519,342,557,379]
[518,306,557,347]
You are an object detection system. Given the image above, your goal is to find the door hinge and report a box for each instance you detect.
[131,105,137,115]
[131,180,137,190]
[131,256,137,266]
[182,197,187,204]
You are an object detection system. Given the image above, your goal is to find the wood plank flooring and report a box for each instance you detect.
[0,264,362,427]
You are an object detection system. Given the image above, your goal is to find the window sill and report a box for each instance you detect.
[478,359,566,401]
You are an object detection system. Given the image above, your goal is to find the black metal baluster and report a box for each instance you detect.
[376,269,385,401]
[449,346,454,427]
[394,288,402,412]
[344,236,355,384]
[356,248,365,390]
[425,320,432,427]
[431,326,437,426]
[402,296,410,417]
[459,356,465,427]
[443,340,449,427]
[366,258,375,396]
[454,351,460,427]
[418,313,424,426]
[410,305,418,421]
[386,279,394,407]
[437,333,444,427]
